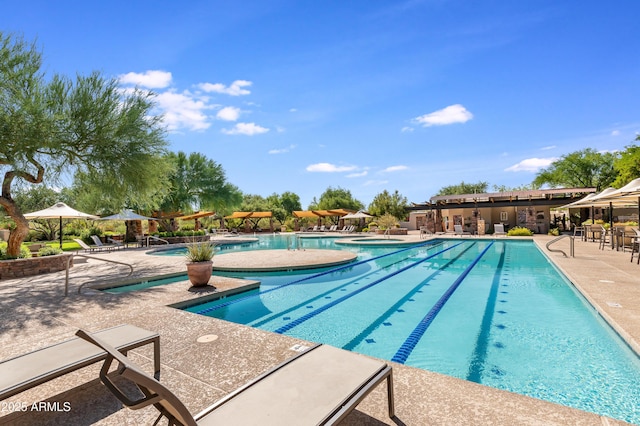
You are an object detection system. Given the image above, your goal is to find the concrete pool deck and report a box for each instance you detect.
[0,232,638,425]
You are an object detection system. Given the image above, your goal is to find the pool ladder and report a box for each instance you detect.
[546,235,575,258]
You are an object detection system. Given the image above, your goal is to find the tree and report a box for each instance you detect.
[308,187,364,211]
[613,141,640,187]
[368,189,408,219]
[158,152,242,231]
[492,183,540,192]
[0,32,169,257]
[533,148,617,191]
[435,181,488,196]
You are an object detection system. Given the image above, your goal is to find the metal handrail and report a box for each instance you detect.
[66,253,134,296]
[546,235,574,258]
[146,235,169,246]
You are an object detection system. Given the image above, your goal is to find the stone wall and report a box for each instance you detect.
[0,254,73,279]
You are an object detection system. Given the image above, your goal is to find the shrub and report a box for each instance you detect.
[0,243,31,259]
[185,242,215,262]
[548,227,560,236]
[507,226,534,236]
[38,246,63,256]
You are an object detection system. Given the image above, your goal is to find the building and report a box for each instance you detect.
[407,188,597,235]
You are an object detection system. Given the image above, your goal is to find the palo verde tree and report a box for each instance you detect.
[0,32,169,257]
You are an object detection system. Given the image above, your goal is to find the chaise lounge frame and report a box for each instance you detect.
[76,329,395,426]
[0,325,160,401]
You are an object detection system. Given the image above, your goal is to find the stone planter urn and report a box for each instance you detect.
[186,261,213,287]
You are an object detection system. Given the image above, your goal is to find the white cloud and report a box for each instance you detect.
[118,70,172,89]
[155,90,213,131]
[363,180,389,186]
[540,145,556,151]
[289,108,298,112]
[381,165,408,173]
[505,157,557,172]
[346,171,368,178]
[216,106,241,121]
[222,122,269,136]
[611,130,620,136]
[413,104,473,127]
[268,144,296,154]
[198,80,252,96]
[306,163,358,173]
[401,126,414,133]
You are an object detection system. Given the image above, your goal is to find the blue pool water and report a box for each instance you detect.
[182,236,640,423]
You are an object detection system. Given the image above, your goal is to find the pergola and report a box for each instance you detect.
[176,211,216,231]
[292,209,354,230]
[224,211,274,232]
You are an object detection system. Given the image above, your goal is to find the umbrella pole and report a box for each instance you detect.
[59,216,63,248]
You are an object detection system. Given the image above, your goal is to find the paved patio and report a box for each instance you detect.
[0,233,637,425]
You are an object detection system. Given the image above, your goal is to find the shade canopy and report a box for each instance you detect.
[176,211,215,221]
[24,202,98,248]
[292,209,353,218]
[24,202,99,220]
[600,177,640,202]
[98,209,155,221]
[224,211,273,219]
[341,210,374,219]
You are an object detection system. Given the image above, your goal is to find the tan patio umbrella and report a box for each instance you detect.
[24,202,99,248]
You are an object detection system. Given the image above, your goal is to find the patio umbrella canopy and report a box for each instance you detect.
[24,202,99,248]
[98,209,155,221]
[600,178,640,222]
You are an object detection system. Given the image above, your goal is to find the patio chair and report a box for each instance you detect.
[454,224,471,236]
[75,329,395,426]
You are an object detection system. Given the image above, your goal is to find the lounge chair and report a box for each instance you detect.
[0,325,159,401]
[91,235,123,251]
[454,224,471,236]
[319,225,326,232]
[328,225,338,232]
[73,238,101,253]
[493,224,506,237]
[76,329,395,426]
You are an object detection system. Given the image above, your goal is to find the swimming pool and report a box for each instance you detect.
[184,237,640,423]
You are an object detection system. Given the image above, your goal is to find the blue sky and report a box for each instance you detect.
[3,1,640,208]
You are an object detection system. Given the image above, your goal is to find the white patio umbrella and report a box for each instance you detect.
[24,202,99,248]
[341,211,374,219]
[600,177,640,221]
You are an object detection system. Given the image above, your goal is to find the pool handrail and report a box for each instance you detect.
[546,235,574,258]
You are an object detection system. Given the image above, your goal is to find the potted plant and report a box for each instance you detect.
[185,242,215,286]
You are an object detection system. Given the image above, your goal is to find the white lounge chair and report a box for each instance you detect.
[454,224,471,236]
[493,224,506,237]
[91,235,123,251]
[76,329,395,426]
[73,238,101,253]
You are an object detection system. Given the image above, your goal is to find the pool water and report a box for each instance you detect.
[184,237,640,423]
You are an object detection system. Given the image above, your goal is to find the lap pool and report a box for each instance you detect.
[141,236,640,424]
[181,237,640,423]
